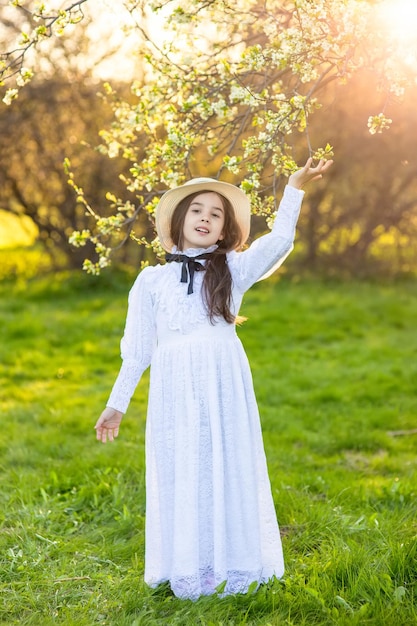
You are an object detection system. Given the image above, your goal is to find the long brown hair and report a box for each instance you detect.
[170,190,244,324]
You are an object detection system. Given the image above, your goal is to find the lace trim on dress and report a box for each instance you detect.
[158,245,219,335]
[154,567,273,600]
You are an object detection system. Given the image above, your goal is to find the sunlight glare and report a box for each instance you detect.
[378,0,417,44]
[376,0,417,70]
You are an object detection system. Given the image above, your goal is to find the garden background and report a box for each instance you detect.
[1,1,416,624]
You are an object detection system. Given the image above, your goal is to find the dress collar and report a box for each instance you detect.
[172,244,218,258]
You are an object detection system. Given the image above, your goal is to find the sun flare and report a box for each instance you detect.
[375,0,417,70]
[377,0,417,44]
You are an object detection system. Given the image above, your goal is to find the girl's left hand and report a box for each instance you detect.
[95,407,123,443]
[288,158,333,189]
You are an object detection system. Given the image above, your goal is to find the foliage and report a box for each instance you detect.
[1,269,417,623]
[1,1,416,275]
[1,0,88,103]
[67,0,414,273]
[294,73,417,275]
[0,74,122,267]
[0,11,150,271]
[0,246,54,280]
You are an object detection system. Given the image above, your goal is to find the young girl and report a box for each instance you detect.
[95,158,332,600]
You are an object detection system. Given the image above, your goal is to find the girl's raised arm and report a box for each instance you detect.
[228,158,333,291]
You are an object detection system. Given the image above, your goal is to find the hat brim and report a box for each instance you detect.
[155,178,251,252]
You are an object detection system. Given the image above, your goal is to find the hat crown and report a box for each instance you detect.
[183,177,217,186]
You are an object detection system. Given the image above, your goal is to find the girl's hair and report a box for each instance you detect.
[170,190,243,324]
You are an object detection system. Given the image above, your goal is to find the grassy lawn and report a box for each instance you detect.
[0,270,416,625]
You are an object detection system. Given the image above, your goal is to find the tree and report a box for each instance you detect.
[0,0,88,103]
[0,15,140,269]
[296,72,417,275]
[0,75,126,267]
[2,1,415,273]
[68,0,416,273]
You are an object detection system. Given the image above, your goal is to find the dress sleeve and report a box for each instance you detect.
[228,185,304,292]
[106,267,157,413]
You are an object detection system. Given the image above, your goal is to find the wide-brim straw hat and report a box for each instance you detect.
[155,177,251,252]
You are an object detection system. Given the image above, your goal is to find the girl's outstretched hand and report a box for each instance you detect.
[288,157,333,189]
[95,407,123,443]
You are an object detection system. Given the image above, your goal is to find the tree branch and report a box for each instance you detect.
[1,0,89,85]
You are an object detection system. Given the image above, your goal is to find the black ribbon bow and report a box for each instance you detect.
[165,252,212,294]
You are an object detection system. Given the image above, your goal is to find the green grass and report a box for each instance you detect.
[1,269,416,625]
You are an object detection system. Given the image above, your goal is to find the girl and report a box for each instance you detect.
[95,158,333,600]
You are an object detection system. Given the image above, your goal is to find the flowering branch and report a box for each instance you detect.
[1,0,88,104]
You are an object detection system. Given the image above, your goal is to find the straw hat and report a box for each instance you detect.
[155,178,251,252]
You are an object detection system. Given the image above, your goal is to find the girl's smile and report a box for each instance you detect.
[182,192,225,249]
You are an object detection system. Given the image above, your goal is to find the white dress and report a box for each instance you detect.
[107,185,304,600]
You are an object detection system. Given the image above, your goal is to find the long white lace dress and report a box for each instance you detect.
[107,185,304,600]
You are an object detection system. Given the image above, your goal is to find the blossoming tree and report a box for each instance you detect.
[1,0,413,272]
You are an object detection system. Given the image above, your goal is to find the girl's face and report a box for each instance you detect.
[181,192,225,250]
